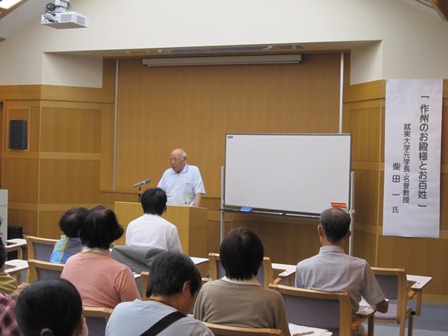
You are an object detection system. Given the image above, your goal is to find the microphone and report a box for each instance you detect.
[132,178,151,188]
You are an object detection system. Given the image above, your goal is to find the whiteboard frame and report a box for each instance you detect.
[223,133,352,215]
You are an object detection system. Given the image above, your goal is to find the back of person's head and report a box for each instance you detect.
[0,218,4,269]
[15,278,83,336]
[220,227,264,280]
[59,207,88,238]
[320,208,351,243]
[79,205,123,250]
[0,238,5,269]
[147,251,202,298]
[140,188,167,215]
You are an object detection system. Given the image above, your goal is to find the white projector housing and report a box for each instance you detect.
[41,12,89,29]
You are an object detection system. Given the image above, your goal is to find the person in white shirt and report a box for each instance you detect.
[157,148,205,207]
[126,188,182,252]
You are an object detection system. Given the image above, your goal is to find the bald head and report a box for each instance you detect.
[169,148,187,173]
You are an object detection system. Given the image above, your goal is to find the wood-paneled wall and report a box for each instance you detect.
[1,55,447,299]
[111,54,343,197]
[108,54,346,264]
[0,76,116,238]
[344,80,448,300]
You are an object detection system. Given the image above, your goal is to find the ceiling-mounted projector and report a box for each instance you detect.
[41,12,88,28]
[41,0,88,29]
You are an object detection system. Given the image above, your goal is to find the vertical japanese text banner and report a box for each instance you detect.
[383,79,442,238]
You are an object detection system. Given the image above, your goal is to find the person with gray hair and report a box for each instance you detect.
[295,207,388,336]
[157,148,205,207]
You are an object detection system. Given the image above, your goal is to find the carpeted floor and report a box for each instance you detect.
[364,302,448,335]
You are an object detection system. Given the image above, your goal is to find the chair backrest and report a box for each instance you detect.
[372,267,408,322]
[270,283,352,336]
[204,322,283,336]
[208,253,273,288]
[27,259,64,282]
[140,271,150,300]
[26,236,58,261]
[83,306,113,336]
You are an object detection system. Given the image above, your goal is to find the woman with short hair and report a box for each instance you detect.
[61,205,140,308]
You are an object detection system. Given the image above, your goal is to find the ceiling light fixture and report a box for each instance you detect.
[142,54,303,67]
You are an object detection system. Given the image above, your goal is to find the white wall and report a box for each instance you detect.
[0,0,447,86]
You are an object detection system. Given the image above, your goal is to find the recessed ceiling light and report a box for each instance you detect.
[0,0,22,10]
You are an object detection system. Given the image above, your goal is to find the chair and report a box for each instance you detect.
[26,236,58,261]
[204,322,283,336]
[207,253,273,288]
[110,245,163,299]
[270,281,374,336]
[140,271,150,300]
[83,306,113,336]
[27,259,64,282]
[372,267,414,336]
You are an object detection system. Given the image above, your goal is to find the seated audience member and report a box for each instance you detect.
[0,238,19,300]
[15,278,87,336]
[295,207,388,336]
[193,227,291,336]
[0,293,21,336]
[125,188,182,252]
[50,207,88,264]
[106,251,213,336]
[61,205,140,308]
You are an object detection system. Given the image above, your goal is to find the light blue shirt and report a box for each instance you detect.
[157,164,205,206]
[295,245,385,313]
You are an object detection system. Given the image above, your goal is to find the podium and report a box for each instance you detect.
[114,202,208,257]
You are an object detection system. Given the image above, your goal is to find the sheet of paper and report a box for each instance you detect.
[289,323,330,336]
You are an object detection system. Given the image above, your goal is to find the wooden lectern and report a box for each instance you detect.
[114,202,208,257]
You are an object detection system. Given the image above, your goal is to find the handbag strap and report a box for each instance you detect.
[140,311,186,336]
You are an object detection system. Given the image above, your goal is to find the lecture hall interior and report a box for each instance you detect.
[0,0,447,309]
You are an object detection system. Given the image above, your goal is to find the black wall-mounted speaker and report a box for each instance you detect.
[9,120,28,150]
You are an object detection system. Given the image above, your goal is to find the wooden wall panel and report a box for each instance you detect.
[40,107,102,153]
[8,209,38,237]
[0,85,114,239]
[225,214,322,265]
[115,54,342,198]
[100,105,115,191]
[38,211,65,239]
[442,98,448,164]
[344,79,448,298]
[378,235,448,296]
[39,160,100,204]
[2,158,39,203]
[0,103,3,184]
[346,101,384,162]
[352,230,377,265]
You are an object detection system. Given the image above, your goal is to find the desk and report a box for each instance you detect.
[5,259,29,284]
[190,256,208,266]
[272,262,296,285]
[5,238,27,259]
[407,274,432,316]
[289,323,332,336]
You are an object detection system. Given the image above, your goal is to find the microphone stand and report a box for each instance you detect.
[132,178,151,202]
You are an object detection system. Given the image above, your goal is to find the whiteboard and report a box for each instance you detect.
[224,134,352,214]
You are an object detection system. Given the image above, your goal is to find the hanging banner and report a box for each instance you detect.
[383,79,442,238]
